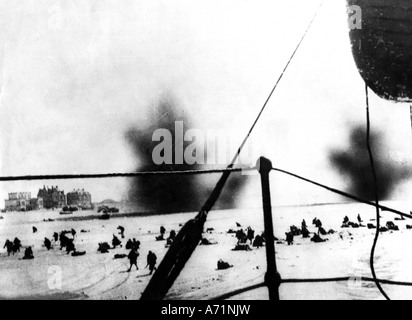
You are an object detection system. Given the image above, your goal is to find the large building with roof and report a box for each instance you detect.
[4,192,32,211]
[66,189,92,209]
[37,185,66,209]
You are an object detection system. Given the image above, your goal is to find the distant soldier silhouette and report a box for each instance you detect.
[32,226,37,233]
[247,227,255,244]
[167,230,176,245]
[235,229,247,244]
[217,259,232,270]
[302,225,310,238]
[127,248,139,272]
[301,220,307,229]
[253,235,264,248]
[98,242,110,253]
[117,226,125,239]
[313,218,323,235]
[59,233,69,250]
[44,238,52,251]
[112,235,122,248]
[126,239,133,250]
[311,234,327,243]
[13,238,21,253]
[4,240,13,256]
[146,251,157,275]
[160,226,166,237]
[53,232,59,242]
[318,227,327,236]
[132,238,140,250]
[23,247,34,260]
[285,232,294,245]
[66,239,76,254]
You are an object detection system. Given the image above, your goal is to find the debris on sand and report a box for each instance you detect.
[199,238,217,245]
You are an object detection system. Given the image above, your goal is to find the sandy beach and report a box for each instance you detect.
[1,201,412,300]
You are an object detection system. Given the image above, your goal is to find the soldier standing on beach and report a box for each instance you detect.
[146,251,157,275]
[127,248,139,272]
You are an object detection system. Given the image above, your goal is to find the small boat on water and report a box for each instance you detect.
[98,213,110,220]
[59,211,73,215]
[347,0,412,102]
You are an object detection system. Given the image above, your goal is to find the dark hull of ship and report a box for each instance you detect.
[347,0,412,102]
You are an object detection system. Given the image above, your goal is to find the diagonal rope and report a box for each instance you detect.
[272,167,412,219]
[228,0,325,169]
[140,1,325,300]
[365,85,390,300]
[211,276,412,300]
[210,283,267,301]
[283,277,412,287]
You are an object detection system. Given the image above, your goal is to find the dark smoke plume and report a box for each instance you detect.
[125,95,247,213]
[329,126,410,201]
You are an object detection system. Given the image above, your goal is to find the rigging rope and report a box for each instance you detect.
[140,1,325,300]
[0,167,249,181]
[365,85,390,300]
[1,166,410,219]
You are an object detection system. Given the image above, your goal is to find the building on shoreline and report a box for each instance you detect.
[4,192,32,212]
[3,186,93,212]
[66,189,92,209]
[30,198,44,210]
[37,185,66,209]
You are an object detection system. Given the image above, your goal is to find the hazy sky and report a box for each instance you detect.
[1,0,411,207]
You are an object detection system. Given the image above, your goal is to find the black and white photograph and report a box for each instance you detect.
[0,0,412,303]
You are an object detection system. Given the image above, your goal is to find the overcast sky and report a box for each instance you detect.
[1,0,411,208]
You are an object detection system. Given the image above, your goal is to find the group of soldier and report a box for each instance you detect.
[2,224,158,275]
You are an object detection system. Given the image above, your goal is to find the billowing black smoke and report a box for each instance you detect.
[125,95,247,213]
[329,126,410,201]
